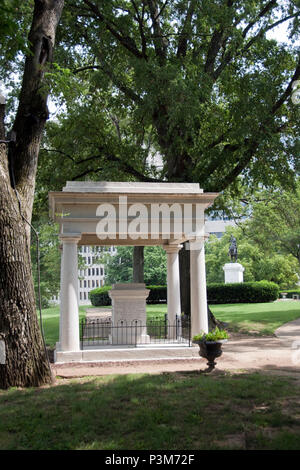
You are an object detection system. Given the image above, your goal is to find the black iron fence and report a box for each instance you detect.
[80,314,191,349]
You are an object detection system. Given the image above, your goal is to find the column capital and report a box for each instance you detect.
[163,244,183,254]
[59,233,82,244]
[186,236,208,251]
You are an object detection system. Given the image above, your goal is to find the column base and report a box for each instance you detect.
[54,350,83,363]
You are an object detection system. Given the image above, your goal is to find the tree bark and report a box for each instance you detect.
[179,243,190,315]
[0,163,52,388]
[0,0,64,389]
[133,246,144,283]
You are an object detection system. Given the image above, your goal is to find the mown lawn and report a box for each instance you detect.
[1,372,300,450]
[41,301,300,347]
[41,305,90,348]
[210,300,300,336]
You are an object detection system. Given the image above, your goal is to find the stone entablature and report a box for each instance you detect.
[49,181,218,247]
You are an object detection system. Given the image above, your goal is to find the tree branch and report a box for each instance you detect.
[11,0,64,214]
[242,0,277,38]
[176,0,196,59]
[147,0,168,66]
[271,54,300,114]
[73,59,142,104]
[131,0,148,59]
[214,10,300,81]
[42,148,106,166]
[103,151,161,182]
[83,0,144,60]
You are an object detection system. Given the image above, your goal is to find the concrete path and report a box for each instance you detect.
[275,317,300,347]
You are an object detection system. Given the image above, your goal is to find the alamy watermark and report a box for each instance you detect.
[95,196,205,249]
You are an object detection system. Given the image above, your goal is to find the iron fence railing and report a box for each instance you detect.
[80,314,191,349]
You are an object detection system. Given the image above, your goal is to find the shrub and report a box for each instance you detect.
[280,289,300,299]
[89,286,112,306]
[90,281,279,307]
[89,285,167,306]
[146,285,167,304]
[207,280,279,304]
[193,327,229,342]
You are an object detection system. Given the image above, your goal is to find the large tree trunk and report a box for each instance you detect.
[179,243,190,315]
[0,161,51,388]
[0,0,64,389]
[133,246,144,283]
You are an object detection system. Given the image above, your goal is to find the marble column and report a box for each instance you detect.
[190,239,208,338]
[58,234,81,353]
[164,245,182,335]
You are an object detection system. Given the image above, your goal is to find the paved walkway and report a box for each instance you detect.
[275,317,300,347]
[52,318,300,379]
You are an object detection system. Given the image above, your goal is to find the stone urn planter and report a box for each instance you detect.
[193,328,229,373]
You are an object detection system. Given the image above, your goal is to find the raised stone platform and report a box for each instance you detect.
[54,344,198,363]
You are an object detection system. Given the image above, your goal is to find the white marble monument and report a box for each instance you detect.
[49,181,218,363]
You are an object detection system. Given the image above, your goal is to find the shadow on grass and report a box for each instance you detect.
[1,371,300,450]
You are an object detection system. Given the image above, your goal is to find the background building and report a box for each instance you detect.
[205,214,236,239]
[78,246,116,305]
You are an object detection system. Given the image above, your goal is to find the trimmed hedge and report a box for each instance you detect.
[207,281,279,304]
[89,286,111,306]
[280,289,300,299]
[89,285,168,306]
[90,280,279,306]
[146,285,167,304]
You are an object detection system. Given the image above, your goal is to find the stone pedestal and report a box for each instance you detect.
[223,263,244,284]
[108,283,150,344]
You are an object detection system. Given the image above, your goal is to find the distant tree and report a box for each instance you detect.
[41,0,300,315]
[205,227,299,289]
[244,182,300,268]
[30,221,61,308]
[105,246,167,285]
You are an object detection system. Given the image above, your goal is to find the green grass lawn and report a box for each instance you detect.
[1,372,300,450]
[42,301,300,347]
[5,300,300,450]
[41,305,91,348]
[210,301,300,336]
